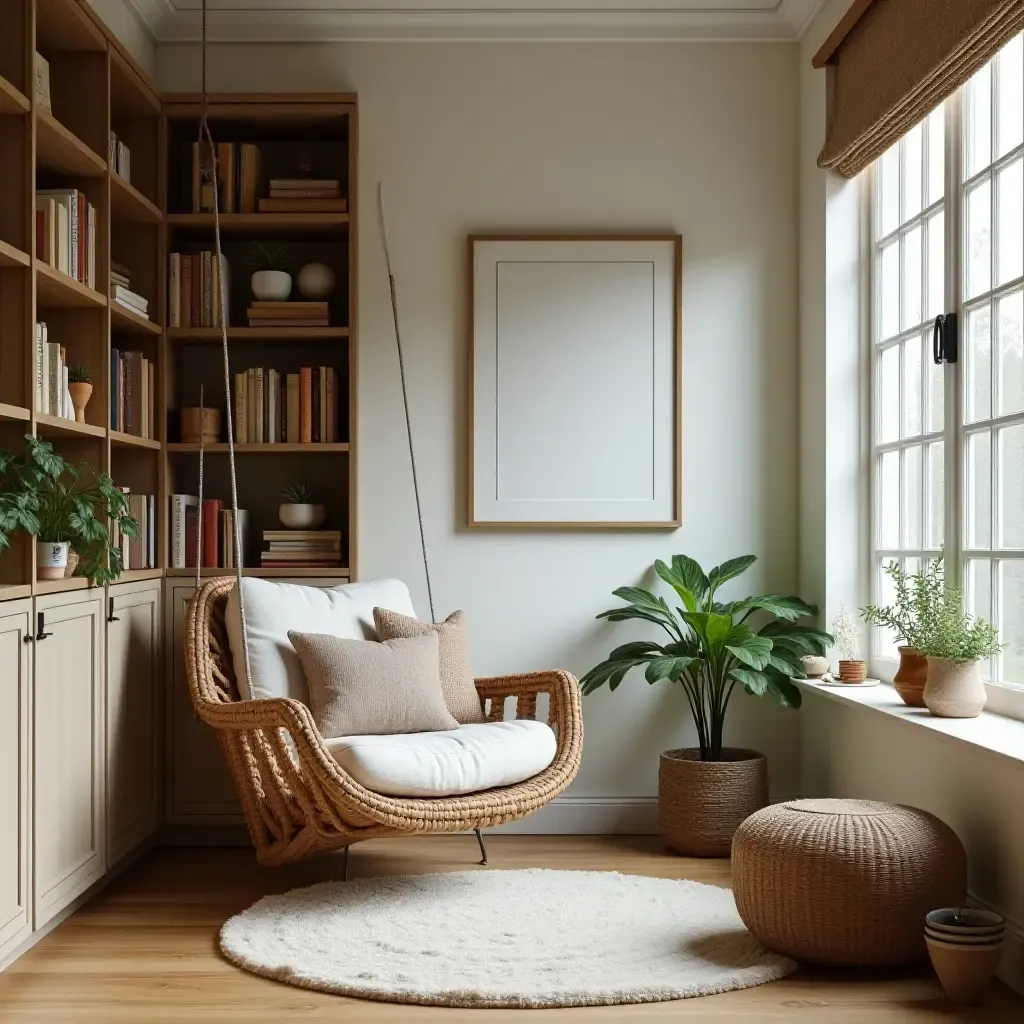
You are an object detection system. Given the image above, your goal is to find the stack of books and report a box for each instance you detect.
[34,189,97,289]
[233,365,340,444]
[110,262,149,320]
[110,348,155,438]
[168,251,231,328]
[115,488,156,570]
[169,494,249,569]
[259,179,347,213]
[109,132,131,182]
[33,322,73,420]
[261,530,342,569]
[246,301,329,328]
[192,141,261,214]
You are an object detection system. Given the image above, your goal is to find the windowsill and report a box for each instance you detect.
[795,679,1024,770]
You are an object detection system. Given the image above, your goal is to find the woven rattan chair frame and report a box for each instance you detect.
[184,577,584,865]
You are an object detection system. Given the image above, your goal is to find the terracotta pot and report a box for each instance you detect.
[924,658,987,718]
[68,382,93,423]
[926,935,1004,1004]
[36,540,68,580]
[838,659,867,683]
[894,646,928,707]
[658,748,767,857]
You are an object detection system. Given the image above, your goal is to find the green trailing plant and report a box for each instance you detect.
[67,365,92,384]
[0,435,139,585]
[281,482,316,504]
[581,554,832,761]
[250,242,291,274]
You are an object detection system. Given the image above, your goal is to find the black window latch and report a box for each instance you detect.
[933,312,958,364]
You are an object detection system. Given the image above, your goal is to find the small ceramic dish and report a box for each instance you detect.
[926,927,1004,946]
[926,908,1005,937]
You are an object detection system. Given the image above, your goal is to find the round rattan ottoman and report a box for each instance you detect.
[732,799,967,967]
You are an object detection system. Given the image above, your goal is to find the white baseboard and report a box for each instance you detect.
[493,796,658,835]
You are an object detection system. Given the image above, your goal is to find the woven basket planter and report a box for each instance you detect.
[658,748,767,857]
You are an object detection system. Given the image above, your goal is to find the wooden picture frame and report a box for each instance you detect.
[469,234,682,529]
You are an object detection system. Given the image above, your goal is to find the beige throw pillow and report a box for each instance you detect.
[372,608,485,724]
[287,630,459,739]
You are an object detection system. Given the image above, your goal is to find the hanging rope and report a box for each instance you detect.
[194,0,253,690]
[377,183,435,623]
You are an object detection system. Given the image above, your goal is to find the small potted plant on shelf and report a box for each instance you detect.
[67,365,93,424]
[831,603,866,682]
[582,553,831,857]
[0,435,139,583]
[862,559,937,706]
[279,482,326,529]
[250,242,292,302]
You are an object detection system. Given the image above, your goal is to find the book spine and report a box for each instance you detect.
[183,255,194,328]
[169,253,180,328]
[234,372,246,444]
[184,505,199,567]
[46,342,61,417]
[326,367,336,443]
[118,354,125,433]
[192,142,200,213]
[319,366,328,443]
[124,353,134,435]
[170,496,186,568]
[280,373,287,443]
[189,255,199,328]
[147,494,155,569]
[201,500,222,568]
[286,374,299,443]
[148,361,155,439]
[311,367,321,443]
[34,323,44,413]
[299,367,312,443]
[68,191,78,282]
[254,368,264,443]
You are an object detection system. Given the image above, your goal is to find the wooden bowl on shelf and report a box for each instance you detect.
[180,407,221,445]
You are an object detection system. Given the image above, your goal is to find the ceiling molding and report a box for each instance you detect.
[125,1,827,43]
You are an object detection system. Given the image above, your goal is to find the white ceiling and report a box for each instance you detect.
[128,0,826,42]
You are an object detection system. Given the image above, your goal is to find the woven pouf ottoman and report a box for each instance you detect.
[732,799,967,967]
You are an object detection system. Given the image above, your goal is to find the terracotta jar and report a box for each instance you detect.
[893,647,928,707]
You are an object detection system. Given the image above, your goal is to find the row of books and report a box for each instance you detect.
[109,132,132,183]
[261,530,342,569]
[247,301,329,328]
[35,189,97,289]
[233,366,340,444]
[111,262,149,320]
[33,323,73,420]
[168,251,230,328]
[258,178,347,214]
[170,495,250,569]
[192,141,261,214]
[110,349,156,438]
[115,490,156,571]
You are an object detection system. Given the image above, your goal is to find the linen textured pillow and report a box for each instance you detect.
[372,608,485,724]
[287,630,459,738]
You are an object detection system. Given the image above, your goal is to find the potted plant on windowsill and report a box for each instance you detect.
[831,603,867,682]
[582,554,831,857]
[0,435,139,584]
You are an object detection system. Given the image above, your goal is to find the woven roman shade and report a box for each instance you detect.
[817,0,1024,177]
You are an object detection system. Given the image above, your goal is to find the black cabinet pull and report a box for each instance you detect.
[36,611,52,641]
[23,633,34,644]
[107,598,120,623]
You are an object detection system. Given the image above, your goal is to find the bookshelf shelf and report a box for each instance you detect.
[110,302,160,335]
[111,430,160,451]
[0,240,31,269]
[0,75,29,115]
[169,326,350,343]
[166,213,349,233]
[36,0,107,52]
[0,403,31,423]
[166,443,351,454]
[110,173,162,225]
[35,108,107,177]
[165,568,351,579]
[117,568,164,583]
[33,576,97,596]
[0,584,32,602]
[34,413,106,440]
[35,260,106,308]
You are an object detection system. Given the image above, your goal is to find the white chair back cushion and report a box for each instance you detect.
[224,577,416,704]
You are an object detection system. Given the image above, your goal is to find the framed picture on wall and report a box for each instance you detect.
[468,234,682,528]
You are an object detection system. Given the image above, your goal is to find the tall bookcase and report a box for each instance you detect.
[0,0,358,597]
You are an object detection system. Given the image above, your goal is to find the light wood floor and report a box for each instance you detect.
[0,836,1020,1022]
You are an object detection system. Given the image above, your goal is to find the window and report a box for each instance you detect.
[872,32,1024,695]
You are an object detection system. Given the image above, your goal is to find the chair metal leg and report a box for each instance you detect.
[474,828,488,866]
[343,844,350,881]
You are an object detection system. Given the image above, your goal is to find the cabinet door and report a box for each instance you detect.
[107,581,161,865]
[33,588,105,926]
[0,599,32,960]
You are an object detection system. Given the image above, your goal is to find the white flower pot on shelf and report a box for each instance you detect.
[924,657,987,718]
[36,540,69,581]
[251,270,292,302]
[278,503,327,529]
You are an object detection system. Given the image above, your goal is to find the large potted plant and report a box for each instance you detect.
[582,553,831,856]
[0,435,139,584]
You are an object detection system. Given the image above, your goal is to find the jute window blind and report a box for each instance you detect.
[816,0,1024,177]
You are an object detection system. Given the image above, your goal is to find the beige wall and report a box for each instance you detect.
[85,0,155,76]
[158,41,803,825]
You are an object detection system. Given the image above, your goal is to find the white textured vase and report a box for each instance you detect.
[278,503,326,529]
[924,657,987,718]
[251,270,292,302]
[36,540,69,581]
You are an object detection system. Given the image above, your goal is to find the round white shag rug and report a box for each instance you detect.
[219,869,796,1008]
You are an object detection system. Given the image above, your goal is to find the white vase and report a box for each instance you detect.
[297,262,336,300]
[37,540,69,581]
[278,503,327,529]
[924,657,987,718]
[251,270,292,302]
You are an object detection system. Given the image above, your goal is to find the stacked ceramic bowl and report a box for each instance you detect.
[925,908,1005,1005]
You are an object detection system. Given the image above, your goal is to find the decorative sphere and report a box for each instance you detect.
[297,262,336,300]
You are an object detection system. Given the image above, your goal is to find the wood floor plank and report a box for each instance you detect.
[0,836,1020,1022]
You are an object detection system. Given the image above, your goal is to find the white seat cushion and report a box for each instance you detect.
[225,577,417,704]
[324,720,557,797]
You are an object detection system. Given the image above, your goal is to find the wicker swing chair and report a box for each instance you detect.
[185,576,584,866]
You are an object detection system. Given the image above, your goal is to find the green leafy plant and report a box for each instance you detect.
[0,435,139,585]
[581,554,832,761]
[67,365,92,384]
[281,482,316,504]
[250,242,291,274]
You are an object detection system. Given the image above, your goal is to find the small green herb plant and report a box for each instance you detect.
[0,435,139,585]
[281,482,316,504]
[67,365,92,384]
[250,242,291,274]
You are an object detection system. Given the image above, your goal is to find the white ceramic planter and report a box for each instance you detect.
[36,540,69,580]
[251,270,292,302]
[924,657,987,718]
[278,503,327,529]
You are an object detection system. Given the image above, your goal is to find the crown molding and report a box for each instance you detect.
[125,1,827,43]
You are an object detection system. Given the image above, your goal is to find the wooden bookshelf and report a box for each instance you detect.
[167,212,349,233]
